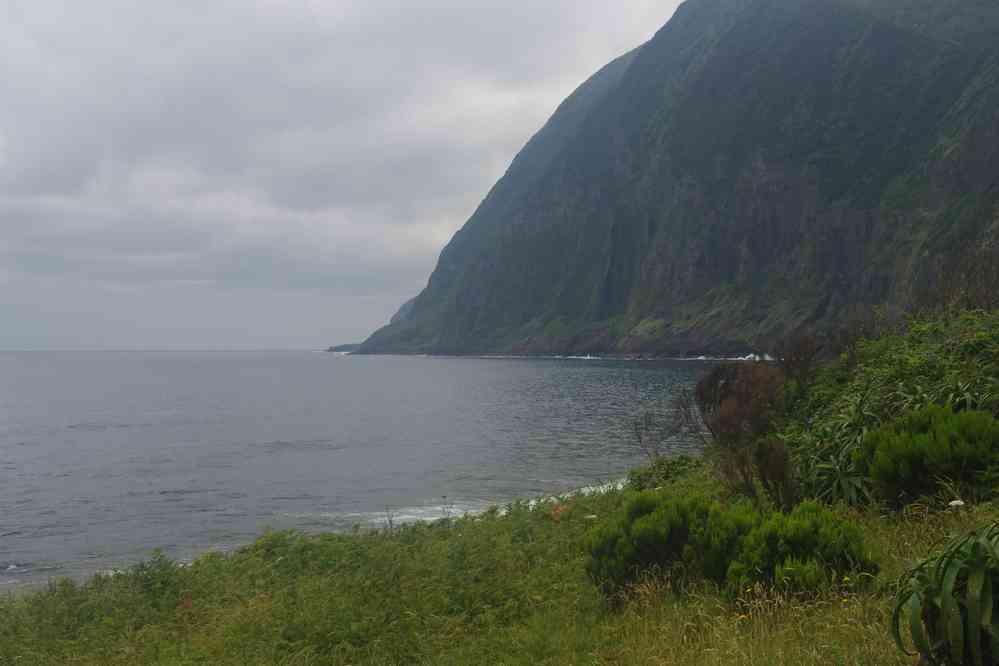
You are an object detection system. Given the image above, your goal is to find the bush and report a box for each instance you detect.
[754,437,797,511]
[585,493,759,594]
[696,363,786,448]
[855,405,999,504]
[772,331,824,399]
[893,522,999,666]
[586,493,875,595]
[781,311,999,507]
[727,501,877,592]
[693,362,789,502]
[586,493,716,593]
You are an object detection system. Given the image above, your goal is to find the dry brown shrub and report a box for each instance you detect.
[693,362,788,502]
[772,332,823,387]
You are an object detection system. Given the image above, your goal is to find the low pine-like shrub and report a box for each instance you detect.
[586,494,876,595]
[855,405,999,504]
[585,493,747,593]
[893,522,999,666]
[727,500,877,592]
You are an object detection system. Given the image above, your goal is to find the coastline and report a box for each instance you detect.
[335,351,769,362]
[0,476,635,593]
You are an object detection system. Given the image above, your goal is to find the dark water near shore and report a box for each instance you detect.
[0,352,704,588]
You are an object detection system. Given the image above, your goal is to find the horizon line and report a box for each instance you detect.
[0,347,331,353]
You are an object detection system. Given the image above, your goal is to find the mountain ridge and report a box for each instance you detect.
[361,0,999,355]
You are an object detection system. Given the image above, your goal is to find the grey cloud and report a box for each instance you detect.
[0,0,681,349]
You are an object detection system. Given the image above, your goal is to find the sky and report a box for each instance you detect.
[1,1,682,350]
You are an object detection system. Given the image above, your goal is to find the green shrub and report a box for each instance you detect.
[586,493,712,593]
[893,522,999,666]
[727,501,877,592]
[855,405,999,504]
[774,557,828,591]
[690,499,762,583]
[585,492,759,593]
[586,494,875,595]
[782,311,999,507]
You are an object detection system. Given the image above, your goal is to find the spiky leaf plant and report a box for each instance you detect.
[893,523,999,665]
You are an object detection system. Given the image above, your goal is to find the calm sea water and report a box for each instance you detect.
[0,352,704,588]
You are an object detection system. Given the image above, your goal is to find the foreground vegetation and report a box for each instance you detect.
[7,479,997,665]
[3,310,999,664]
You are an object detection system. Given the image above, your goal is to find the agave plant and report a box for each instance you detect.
[791,426,872,507]
[893,381,937,414]
[811,443,872,507]
[944,380,998,414]
[827,380,883,448]
[893,523,999,665]
[893,378,999,416]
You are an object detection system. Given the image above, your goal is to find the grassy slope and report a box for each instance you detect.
[4,311,999,665]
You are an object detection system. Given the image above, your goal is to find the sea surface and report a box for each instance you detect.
[0,351,705,588]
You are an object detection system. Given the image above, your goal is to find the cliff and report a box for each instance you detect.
[362,0,999,355]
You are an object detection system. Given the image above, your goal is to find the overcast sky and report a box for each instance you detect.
[1,1,682,350]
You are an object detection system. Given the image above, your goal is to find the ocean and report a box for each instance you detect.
[0,351,705,588]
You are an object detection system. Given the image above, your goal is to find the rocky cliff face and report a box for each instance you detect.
[361,0,999,355]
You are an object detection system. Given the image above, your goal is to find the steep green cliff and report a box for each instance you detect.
[362,0,999,355]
